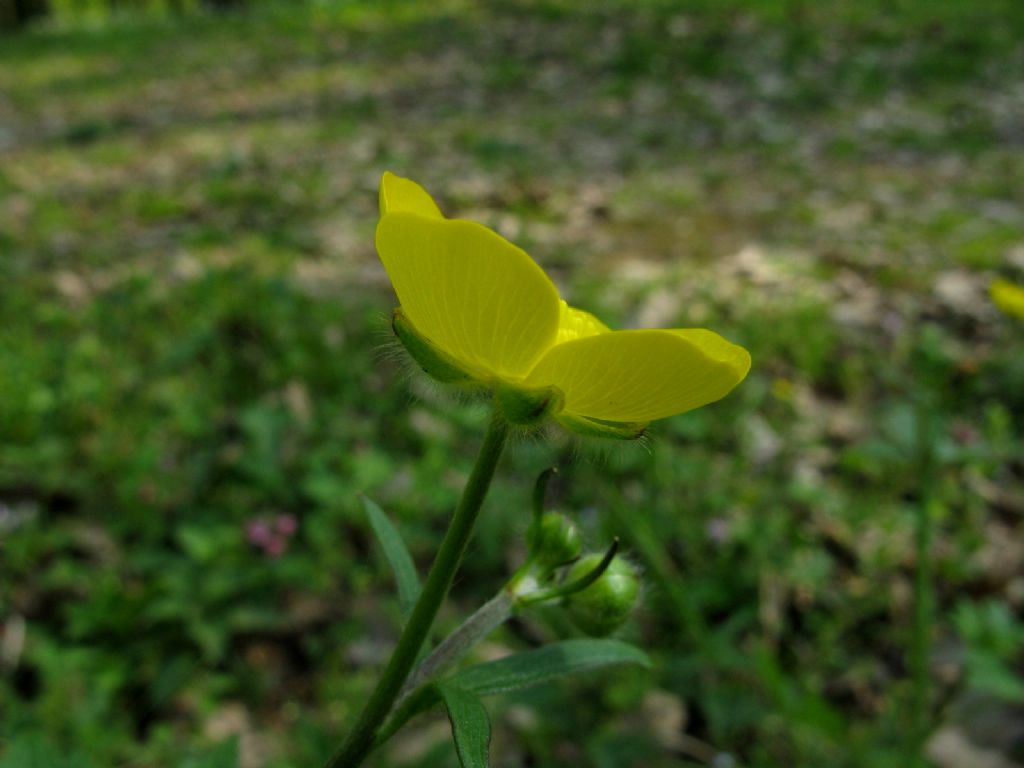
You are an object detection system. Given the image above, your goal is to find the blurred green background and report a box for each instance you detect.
[2,1,1024,766]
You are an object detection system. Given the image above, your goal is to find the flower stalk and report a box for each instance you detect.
[402,590,515,695]
[325,409,509,768]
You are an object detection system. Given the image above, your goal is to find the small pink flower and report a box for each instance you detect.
[246,519,273,547]
[275,514,298,537]
[264,537,288,558]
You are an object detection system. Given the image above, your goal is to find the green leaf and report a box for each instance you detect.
[362,496,422,620]
[437,683,491,768]
[965,649,1024,702]
[451,639,651,696]
[0,733,94,768]
[376,640,650,750]
[181,736,240,768]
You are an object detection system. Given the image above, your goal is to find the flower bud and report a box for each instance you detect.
[564,554,640,637]
[529,512,582,570]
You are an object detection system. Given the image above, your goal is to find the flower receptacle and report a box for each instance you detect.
[495,382,564,426]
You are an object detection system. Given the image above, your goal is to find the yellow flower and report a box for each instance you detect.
[376,172,751,437]
[991,278,1024,319]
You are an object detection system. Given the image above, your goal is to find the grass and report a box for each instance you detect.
[2,1,1024,767]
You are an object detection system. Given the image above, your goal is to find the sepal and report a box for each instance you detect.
[393,308,478,385]
[557,414,647,440]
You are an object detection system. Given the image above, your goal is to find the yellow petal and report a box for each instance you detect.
[525,329,751,422]
[376,213,562,379]
[991,278,1024,319]
[555,301,610,344]
[379,172,444,219]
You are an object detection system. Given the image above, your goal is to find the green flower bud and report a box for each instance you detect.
[529,512,583,570]
[564,554,640,637]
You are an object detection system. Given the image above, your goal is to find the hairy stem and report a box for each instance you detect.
[324,409,509,768]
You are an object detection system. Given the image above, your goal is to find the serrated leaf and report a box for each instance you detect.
[362,496,421,620]
[437,683,491,768]
[451,639,651,696]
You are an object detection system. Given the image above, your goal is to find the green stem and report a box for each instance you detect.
[325,409,510,768]
[910,397,936,764]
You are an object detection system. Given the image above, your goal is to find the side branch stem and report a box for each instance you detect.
[324,409,509,768]
[402,590,514,695]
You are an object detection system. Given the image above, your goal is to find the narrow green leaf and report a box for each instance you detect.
[362,496,421,620]
[437,683,491,768]
[375,640,650,750]
[451,639,651,696]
